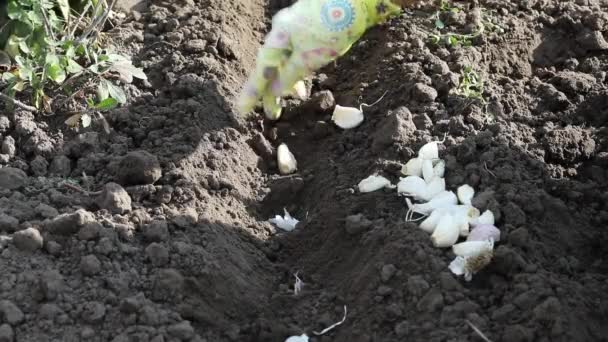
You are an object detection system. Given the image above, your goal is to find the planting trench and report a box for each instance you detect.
[0,0,608,341]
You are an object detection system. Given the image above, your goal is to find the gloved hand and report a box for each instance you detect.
[237,0,414,120]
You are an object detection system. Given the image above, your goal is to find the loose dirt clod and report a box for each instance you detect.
[12,228,44,252]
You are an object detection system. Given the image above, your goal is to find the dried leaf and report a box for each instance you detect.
[65,113,81,128]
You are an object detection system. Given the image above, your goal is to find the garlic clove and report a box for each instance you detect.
[431,213,460,248]
[467,224,501,242]
[418,140,442,160]
[401,157,423,177]
[457,184,475,205]
[285,334,309,342]
[420,208,445,233]
[397,176,427,200]
[470,210,495,226]
[409,191,458,216]
[358,175,393,193]
[277,143,297,175]
[422,177,446,201]
[433,160,445,178]
[452,239,494,257]
[422,159,435,183]
[332,105,364,129]
[293,80,308,100]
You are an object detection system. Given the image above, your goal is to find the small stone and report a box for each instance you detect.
[14,119,36,136]
[114,224,135,241]
[502,324,533,342]
[185,39,207,52]
[381,264,397,282]
[44,209,95,235]
[39,270,65,300]
[509,227,529,248]
[145,243,169,266]
[81,327,95,339]
[81,301,106,324]
[394,321,410,337]
[377,285,393,296]
[49,155,72,177]
[94,237,115,255]
[30,156,48,176]
[0,168,27,190]
[45,241,62,256]
[0,324,13,342]
[412,83,438,102]
[312,121,332,139]
[0,155,9,164]
[172,207,198,228]
[155,185,173,204]
[407,275,430,297]
[416,288,444,312]
[143,220,169,242]
[0,116,10,134]
[78,222,102,241]
[152,269,184,301]
[97,183,132,215]
[0,214,19,232]
[116,151,162,186]
[80,255,101,276]
[12,227,43,252]
[0,300,24,325]
[345,214,372,235]
[35,203,59,218]
[167,321,195,340]
[251,133,275,162]
[307,90,336,114]
[1,137,15,157]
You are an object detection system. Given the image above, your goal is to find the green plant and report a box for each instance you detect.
[428,1,505,48]
[455,66,486,104]
[0,0,146,124]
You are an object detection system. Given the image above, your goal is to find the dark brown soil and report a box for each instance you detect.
[1,0,607,341]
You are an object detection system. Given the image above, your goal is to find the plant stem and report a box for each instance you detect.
[68,1,93,40]
[0,92,38,112]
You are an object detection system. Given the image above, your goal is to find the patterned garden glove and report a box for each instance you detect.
[237,0,412,120]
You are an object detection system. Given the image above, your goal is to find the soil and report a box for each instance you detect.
[1,0,608,341]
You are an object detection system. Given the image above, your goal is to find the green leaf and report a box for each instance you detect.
[65,58,83,74]
[109,60,147,83]
[18,40,31,54]
[435,19,445,29]
[448,35,459,46]
[7,2,23,19]
[46,55,66,83]
[26,11,44,26]
[13,81,26,92]
[86,97,95,108]
[94,98,119,111]
[97,81,110,101]
[107,82,127,104]
[2,72,17,82]
[57,0,71,20]
[47,63,66,83]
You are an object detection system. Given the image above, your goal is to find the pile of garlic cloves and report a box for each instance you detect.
[357,138,501,281]
[399,139,500,281]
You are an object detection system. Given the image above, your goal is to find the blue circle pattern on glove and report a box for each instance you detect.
[320,0,356,32]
